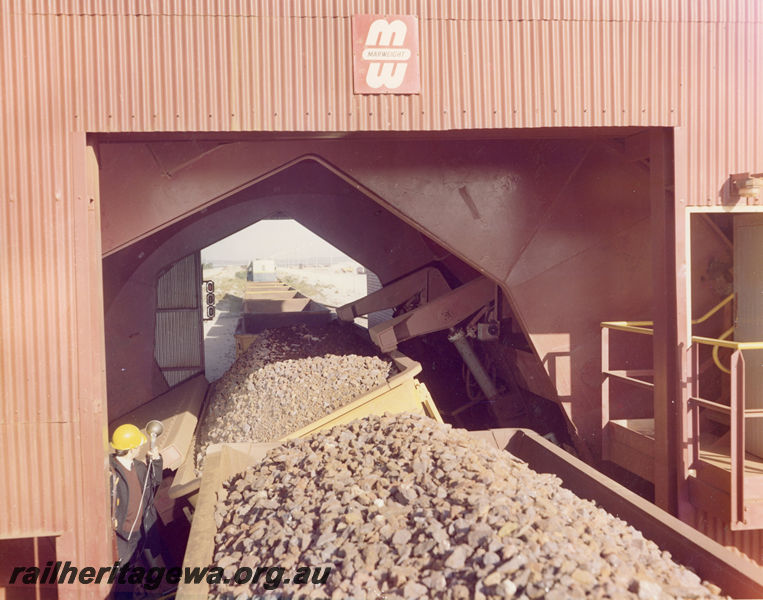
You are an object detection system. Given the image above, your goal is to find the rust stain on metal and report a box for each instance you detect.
[458,186,481,219]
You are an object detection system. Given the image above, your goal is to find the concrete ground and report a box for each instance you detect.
[203,292,241,383]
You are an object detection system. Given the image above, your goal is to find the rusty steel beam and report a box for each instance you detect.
[650,127,674,512]
[651,128,690,516]
[337,267,451,322]
[502,428,763,600]
[673,126,697,523]
[369,276,495,352]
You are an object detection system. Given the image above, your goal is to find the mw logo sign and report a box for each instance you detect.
[352,15,420,94]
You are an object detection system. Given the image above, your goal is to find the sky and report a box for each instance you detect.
[201,219,349,263]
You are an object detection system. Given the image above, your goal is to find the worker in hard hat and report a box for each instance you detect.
[109,423,163,565]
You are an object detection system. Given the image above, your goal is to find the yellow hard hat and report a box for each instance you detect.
[111,424,147,451]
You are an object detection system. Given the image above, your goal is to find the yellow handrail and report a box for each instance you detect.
[691,336,763,351]
[692,293,734,325]
[710,327,735,375]
[602,304,763,376]
[600,294,734,331]
[600,323,763,351]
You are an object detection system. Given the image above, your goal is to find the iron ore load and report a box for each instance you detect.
[208,414,724,600]
[169,316,441,503]
[195,322,395,473]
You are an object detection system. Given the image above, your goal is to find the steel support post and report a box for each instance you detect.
[650,128,690,516]
[601,327,611,459]
[730,350,746,528]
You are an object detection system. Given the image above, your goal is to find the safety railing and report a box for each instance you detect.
[600,323,656,465]
[601,293,763,529]
[687,339,763,529]
[601,294,734,420]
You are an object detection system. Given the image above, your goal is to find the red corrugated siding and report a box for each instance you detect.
[0,8,111,596]
[18,0,763,22]
[15,1,760,142]
[55,3,762,208]
[1,2,762,590]
[694,510,763,568]
[0,424,74,536]
[681,20,763,206]
[67,14,682,132]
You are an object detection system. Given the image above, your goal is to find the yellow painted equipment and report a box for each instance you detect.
[168,351,442,502]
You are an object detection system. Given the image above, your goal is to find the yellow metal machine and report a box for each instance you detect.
[168,351,442,503]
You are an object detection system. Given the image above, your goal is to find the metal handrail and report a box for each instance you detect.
[602,305,763,530]
[692,293,734,325]
[600,323,763,351]
[709,326,735,374]
[600,293,734,331]
[689,349,747,528]
[689,395,763,419]
[688,395,731,414]
[599,322,654,335]
[602,309,763,376]
[693,333,763,376]
[604,370,655,390]
[691,335,763,351]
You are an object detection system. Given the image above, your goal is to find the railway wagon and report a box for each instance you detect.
[177,423,763,599]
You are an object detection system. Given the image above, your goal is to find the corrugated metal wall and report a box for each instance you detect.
[156,254,201,310]
[62,13,683,132]
[1,0,761,590]
[681,17,763,206]
[1,0,115,582]
[5,0,756,206]
[20,0,763,21]
[694,510,763,568]
[155,253,205,387]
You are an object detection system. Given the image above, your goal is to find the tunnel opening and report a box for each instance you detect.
[99,131,688,456]
[101,155,550,434]
[199,219,372,382]
[99,130,692,538]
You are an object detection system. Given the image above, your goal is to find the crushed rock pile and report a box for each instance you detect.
[210,413,725,600]
[196,323,393,474]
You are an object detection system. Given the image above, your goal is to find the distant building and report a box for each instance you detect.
[247,259,277,282]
